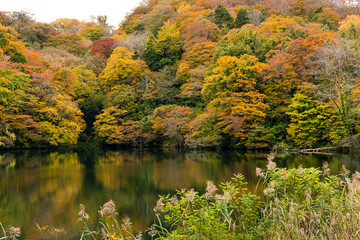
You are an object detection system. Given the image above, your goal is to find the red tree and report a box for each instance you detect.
[91,38,118,59]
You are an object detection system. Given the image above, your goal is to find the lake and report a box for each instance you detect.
[0,147,359,239]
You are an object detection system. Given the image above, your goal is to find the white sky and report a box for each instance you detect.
[1,0,143,27]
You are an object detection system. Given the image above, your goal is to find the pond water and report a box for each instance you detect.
[0,147,360,239]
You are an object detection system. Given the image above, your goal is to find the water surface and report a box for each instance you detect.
[0,147,359,239]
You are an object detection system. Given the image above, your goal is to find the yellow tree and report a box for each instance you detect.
[338,15,360,39]
[202,55,267,144]
[0,24,27,63]
[142,21,183,71]
[100,47,148,91]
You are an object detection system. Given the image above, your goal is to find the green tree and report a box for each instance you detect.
[214,26,275,62]
[212,5,234,32]
[234,8,250,28]
[72,65,103,136]
[142,22,183,71]
[185,109,223,148]
[142,34,160,71]
[79,25,105,41]
[286,93,344,147]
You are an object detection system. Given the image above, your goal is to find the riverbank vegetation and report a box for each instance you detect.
[2,154,360,239]
[1,0,360,150]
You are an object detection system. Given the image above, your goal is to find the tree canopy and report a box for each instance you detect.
[1,0,360,149]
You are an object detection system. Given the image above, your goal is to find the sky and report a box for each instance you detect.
[2,0,143,27]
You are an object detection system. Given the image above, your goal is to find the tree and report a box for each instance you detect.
[0,66,85,147]
[91,38,118,59]
[202,55,267,144]
[212,5,234,33]
[185,108,223,148]
[51,18,85,34]
[141,22,183,71]
[339,15,360,39]
[72,65,102,138]
[72,65,101,109]
[0,69,41,146]
[154,66,178,104]
[214,26,276,62]
[94,106,145,146]
[234,8,250,28]
[0,24,27,63]
[90,15,109,27]
[259,50,298,121]
[117,32,149,57]
[142,34,160,71]
[286,93,344,147]
[177,41,216,105]
[182,17,221,42]
[310,41,360,136]
[139,4,174,34]
[181,41,216,69]
[285,23,334,74]
[311,7,341,30]
[151,105,193,147]
[100,47,148,90]
[79,25,105,41]
[45,33,88,56]
[247,9,265,26]
[257,15,306,46]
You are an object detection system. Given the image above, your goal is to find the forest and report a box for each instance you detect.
[1,0,360,150]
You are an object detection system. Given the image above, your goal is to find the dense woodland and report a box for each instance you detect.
[1,0,360,149]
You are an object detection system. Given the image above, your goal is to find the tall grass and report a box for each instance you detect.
[0,223,20,240]
[150,154,360,240]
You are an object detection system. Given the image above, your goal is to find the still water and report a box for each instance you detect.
[0,147,360,239]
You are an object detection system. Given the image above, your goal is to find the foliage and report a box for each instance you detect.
[234,8,250,28]
[142,22,183,71]
[202,55,267,144]
[91,38,118,59]
[259,155,360,239]
[310,41,360,136]
[45,33,87,55]
[339,15,360,39]
[2,0,360,149]
[185,109,223,148]
[212,5,234,33]
[51,18,85,34]
[311,7,341,30]
[149,154,360,240]
[94,106,145,146]
[100,47,148,90]
[153,174,260,239]
[0,24,27,63]
[182,17,221,42]
[151,105,193,147]
[214,26,276,62]
[286,93,345,147]
[79,25,105,41]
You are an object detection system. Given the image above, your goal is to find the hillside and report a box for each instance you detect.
[1,0,360,149]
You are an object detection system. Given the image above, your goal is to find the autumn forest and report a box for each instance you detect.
[1,0,360,150]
